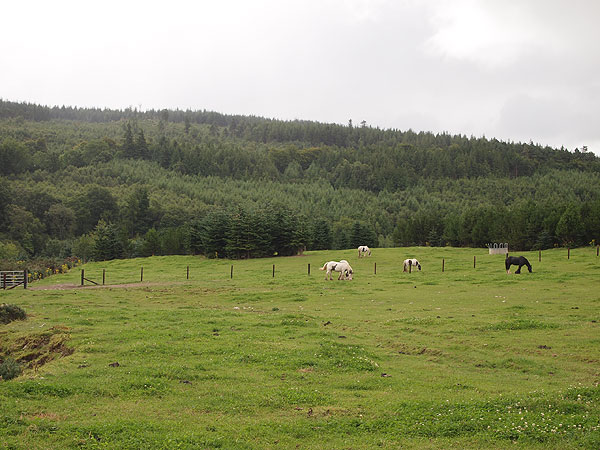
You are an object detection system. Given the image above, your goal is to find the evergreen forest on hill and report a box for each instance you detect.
[1,99,599,264]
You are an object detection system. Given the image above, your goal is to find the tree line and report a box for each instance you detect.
[0,100,599,263]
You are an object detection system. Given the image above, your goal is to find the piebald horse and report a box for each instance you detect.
[320,260,354,280]
[358,245,372,257]
[403,258,421,272]
[505,256,532,274]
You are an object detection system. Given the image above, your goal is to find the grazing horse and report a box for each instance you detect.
[358,245,372,257]
[505,256,532,274]
[403,258,421,272]
[319,260,354,280]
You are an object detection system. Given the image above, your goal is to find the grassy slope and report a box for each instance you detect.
[1,247,599,449]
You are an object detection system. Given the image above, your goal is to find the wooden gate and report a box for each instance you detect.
[1,270,28,289]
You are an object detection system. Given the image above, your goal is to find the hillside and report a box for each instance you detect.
[1,99,599,262]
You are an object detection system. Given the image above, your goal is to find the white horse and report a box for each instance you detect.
[319,260,354,280]
[357,245,371,257]
[403,258,421,272]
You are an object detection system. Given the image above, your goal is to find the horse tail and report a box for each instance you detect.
[319,263,327,271]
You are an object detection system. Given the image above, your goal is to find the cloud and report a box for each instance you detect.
[1,0,599,154]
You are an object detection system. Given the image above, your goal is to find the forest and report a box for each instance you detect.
[0,99,599,265]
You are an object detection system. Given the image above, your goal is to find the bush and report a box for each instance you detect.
[0,304,27,324]
[0,357,22,380]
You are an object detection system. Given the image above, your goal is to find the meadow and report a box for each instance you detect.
[1,247,599,449]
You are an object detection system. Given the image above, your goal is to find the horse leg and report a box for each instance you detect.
[516,265,522,274]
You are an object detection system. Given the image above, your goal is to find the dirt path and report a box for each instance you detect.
[27,282,174,291]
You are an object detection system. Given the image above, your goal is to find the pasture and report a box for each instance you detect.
[1,247,599,449]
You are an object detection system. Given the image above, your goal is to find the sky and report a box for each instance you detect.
[2,0,599,155]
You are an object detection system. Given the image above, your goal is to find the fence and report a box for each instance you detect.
[1,270,28,289]
[7,247,596,288]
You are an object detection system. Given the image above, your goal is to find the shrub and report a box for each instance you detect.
[0,304,27,324]
[0,357,22,380]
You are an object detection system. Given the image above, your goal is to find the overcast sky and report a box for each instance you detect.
[2,0,599,154]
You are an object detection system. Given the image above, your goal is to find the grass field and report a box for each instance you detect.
[1,247,599,449]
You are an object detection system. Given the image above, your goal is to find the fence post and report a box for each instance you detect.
[409,262,412,273]
[442,258,445,272]
[597,245,599,257]
[187,265,189,280]
[23,270,27,289]
[539,250,541,262]
[103,269,106,285]
[308,263,310,275]
[141,267,144,282]
[272,264,275,278]
[568,248,570,259]
[231,265,233,279]
[473,256,476,269]
[3,272,6,289]
[374,262,377,275]
[81,269,84,286]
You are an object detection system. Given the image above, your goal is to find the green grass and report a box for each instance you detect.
[1,247,599,449]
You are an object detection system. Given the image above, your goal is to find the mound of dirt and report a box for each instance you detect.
[0,325,74,372]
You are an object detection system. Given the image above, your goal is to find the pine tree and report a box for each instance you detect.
[93,220,123,261]
[122,122,135,158]
[135,129,149,159]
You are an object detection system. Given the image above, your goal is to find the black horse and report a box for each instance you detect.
[505,256,532,274]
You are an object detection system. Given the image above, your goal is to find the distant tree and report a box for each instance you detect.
[349,221,377,249]
[310,218,332,250]
[45,203,76,239]
[264,204,299,256]
[556,204,584,247]
[22,188,58,221]
[0,241,21,260]
[71,185,119,234]
[72,233,96,263]
[43,239,71,258]
[122,187,152,237]
[135,129,149,159]
[93,220,123,261]
[5,205,46,255]
[0,178,11,232]
[122,122,135,158]
[226,207,261,258]
[0,138,31,175]
[392,220,410,247]
[332,217,354,250]
[141,228,161,256]
[188,209,230,257]
[160,226,187,255]
[283,161,303,181]
[292,214,310,254]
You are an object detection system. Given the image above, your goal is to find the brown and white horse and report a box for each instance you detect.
[358,245,371,257]
[320,260,354,280]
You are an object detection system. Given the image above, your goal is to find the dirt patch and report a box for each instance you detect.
[394,343,443,357]
[1,325,74,371]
